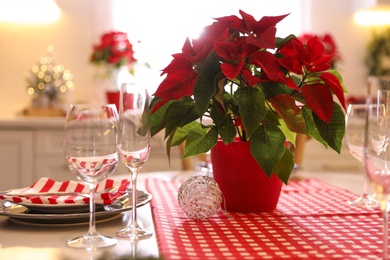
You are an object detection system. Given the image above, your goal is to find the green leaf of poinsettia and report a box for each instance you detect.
[193,51,221,118]
[218,118,237,144]
[269,94,306,133]
[164,98,199,138]
[249,122,285,177]
[163,121,200,165]
[313,102,345,153]
[272,146,294,184]
[150,97,172,137]
[164,134,176,165]
[162,121,203,165]
[278,119,297,147]
[170,121,200,147]
[210,103,236,143]
[183,125,218,159]
[234,87,267,138]
[301,106,327,147]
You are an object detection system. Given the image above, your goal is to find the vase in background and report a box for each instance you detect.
[211,140,284,213]
[105,66,134,111]
[106,91,120,111]
[90,31,137,111]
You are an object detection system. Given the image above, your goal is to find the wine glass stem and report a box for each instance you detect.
[87,184,98,236]
[131,240,138,259]
[362,166,370,196]
[383,199,389,259]
[130,170,139,228]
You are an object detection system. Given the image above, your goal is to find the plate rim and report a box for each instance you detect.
[7,212,122,227]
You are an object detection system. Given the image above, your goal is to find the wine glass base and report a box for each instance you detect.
[116,226,153,240]
[347,194,379,209]
[67,233,117,249]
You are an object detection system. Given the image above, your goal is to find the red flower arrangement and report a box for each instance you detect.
[90,31,136,70]
[149,10,347,183]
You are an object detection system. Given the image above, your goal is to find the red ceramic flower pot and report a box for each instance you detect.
[106,91,120,111]
[106,91,134,112]
[211,140,284,213]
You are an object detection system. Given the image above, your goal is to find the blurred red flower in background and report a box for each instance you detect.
[90,31,137,69]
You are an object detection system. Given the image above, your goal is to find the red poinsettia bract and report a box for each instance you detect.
[277,37,346,123]
[154,11,291,103]
[299,33,341,67]
[153,10,345,124]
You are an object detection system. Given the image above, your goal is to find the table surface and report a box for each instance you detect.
[0,170,369,259]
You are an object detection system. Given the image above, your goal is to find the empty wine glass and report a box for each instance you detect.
[116,82,152,240]
[364,90,390,258]
[63,104,119,249]
[194,151,213,176]
[345,104,378,208]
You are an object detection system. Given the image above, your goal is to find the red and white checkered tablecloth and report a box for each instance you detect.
[146,177,383,259]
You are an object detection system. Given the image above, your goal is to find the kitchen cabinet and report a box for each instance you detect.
[0,118,67,190]
[0,117,181,191]
[0,130,34,190]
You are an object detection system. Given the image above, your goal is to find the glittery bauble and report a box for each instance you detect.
[178,174,222,220]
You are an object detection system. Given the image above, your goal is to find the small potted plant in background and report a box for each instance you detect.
[90,31,137,109]
[149,10,347,213]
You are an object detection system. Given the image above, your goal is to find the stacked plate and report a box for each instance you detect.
[0,177,152,225]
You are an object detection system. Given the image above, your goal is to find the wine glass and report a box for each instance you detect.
[364,90,390,258]
[116,82,152,240]
[345,104,379,208]
[63,104,119,249]
[194,151,213,176]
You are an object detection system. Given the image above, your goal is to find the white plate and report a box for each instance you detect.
[0,190,152,225]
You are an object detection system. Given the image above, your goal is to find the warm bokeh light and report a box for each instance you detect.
[354,5,390,25]
[0,0,61,24]
[27,45,75,97]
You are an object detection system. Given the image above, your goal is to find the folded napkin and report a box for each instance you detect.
[0,177,130,205]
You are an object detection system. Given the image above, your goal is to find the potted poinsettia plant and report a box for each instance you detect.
[149,10,346,187]
[90,31,137,109]
[90,31,137,76]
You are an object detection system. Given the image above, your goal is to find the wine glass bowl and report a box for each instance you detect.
[365,89,390,258]
[345,104,366,162]
[116,82,152,240]
[63,104,119,249]
[344,104,378,208]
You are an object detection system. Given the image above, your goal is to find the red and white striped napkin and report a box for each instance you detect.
[0,177,130,205]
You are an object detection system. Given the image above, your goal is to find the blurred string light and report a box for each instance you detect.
[27,45,75,101]
[354,1,390,26]
[0,0,60,24]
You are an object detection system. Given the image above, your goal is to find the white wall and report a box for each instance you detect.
[0,0,379,117]
[0,0,115,116]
